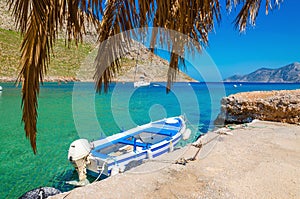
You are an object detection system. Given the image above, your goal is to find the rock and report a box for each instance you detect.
[215,90,300,125]
[19,187,61,199]
[0,1,16,31]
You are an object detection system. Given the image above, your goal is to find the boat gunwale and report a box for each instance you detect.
[87,132,183,177]
[91,117,183,157]
[92,133,180,163]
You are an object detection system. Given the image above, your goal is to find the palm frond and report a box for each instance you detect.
[150,0,221,91]
[10,0,100,153]
[15,0,52,154]
[228,0,283,32]
[94,0,141,92]
[94,0,222,92]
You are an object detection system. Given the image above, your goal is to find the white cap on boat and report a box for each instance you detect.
[68,139,91,161]
[165,118,178,124]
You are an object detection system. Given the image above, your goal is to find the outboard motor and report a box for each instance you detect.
[68,139,92,184]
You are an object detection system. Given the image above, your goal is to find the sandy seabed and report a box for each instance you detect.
[51,120,300,199]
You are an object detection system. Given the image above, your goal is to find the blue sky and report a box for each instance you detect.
[202,0,300,79]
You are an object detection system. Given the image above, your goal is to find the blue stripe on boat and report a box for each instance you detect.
[153,148,169,158]
[91,121,181,156]
[152,137,181,158]
[107,152,147,167]
[118,139,149,149]
[151,135,181,152]
[142,127,178,136]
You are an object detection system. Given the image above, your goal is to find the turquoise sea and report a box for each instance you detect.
[0,82,300,198]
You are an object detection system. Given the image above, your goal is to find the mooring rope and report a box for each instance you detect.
[145,132,222,165]
[185,118,203,138]
[92,161,107,183]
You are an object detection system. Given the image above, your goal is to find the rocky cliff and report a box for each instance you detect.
[0,2,195,83]
[215,89,300,125]
[224,62,300,82]
[113,41,196,82]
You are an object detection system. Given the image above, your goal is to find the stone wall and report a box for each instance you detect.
[215,89,300,125]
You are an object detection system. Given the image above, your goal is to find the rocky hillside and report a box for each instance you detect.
[0,2,195,82]
[0,1,15,31]
[215,89,300,125]
[112,41,195,82]
[224,62,300,82]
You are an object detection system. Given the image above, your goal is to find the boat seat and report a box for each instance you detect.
[144,127,178,136]
[118,138,150,149]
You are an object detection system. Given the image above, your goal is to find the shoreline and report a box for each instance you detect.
[50,120,300,198]
[2,76,300,84]
[0,77,195,83]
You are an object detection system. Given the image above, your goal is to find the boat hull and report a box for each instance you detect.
[133,81,150,88]
[87,130,183,177]
[68,116,187,180]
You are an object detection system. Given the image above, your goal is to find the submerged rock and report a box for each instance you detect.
[19,187,61,199]
[215,89,300,125]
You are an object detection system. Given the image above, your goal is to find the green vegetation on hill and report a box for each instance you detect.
[0,28,94,79]
[0,28,194,82]
[0,28,21,77]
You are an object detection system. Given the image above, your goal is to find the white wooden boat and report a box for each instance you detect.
[0,86,2,91]
[133,80,150,88]
[68,116,190,185]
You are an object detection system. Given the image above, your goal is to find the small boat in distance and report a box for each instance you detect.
[134,80,150,88]
[68,116,190,185]
[0,86,2,91]
[134,76,150,88]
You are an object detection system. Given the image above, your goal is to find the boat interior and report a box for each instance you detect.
[91,118,183,158]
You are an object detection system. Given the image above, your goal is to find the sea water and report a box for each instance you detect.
[0,82,299,198]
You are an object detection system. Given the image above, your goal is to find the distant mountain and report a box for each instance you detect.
[224,62,300,83]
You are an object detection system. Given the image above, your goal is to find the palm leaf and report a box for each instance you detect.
[225,0,283,31]
[10,0,100,153]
